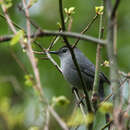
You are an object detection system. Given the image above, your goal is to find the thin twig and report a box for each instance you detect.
[48,30,61,50]
[34,41,62,73]
[10,48,29,74]
[0,13,23,30]
[46,52,62,73]
[0,75,23,95]
[44,107,50,130]
[32,50,44,55]
[48,106,69,130]
[17,4,43,32]
[113,17,117,55]
[73,90,86,118]
[101,120,113,130]
[73,14,98,48]
[99,77,128,106]
[111,0,121,19]
[22,0,43,95]
[118,71,130,79]
[92,0,104,111]
[67,16,73,32]
[1,6,17,34]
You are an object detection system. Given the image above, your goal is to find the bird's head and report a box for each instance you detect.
[49,46,73,58]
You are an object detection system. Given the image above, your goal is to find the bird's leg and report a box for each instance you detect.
[72,87,85,106]
[78,94,86,105]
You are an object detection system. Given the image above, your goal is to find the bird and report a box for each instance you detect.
[49,46,110,100]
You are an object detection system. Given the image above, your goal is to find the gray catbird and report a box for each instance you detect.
[49,46,110,98]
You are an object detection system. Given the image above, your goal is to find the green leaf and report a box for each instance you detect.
[28,0,38,8]
[10,30,24,46]
[95,6,104,15]
[85,112,94,125]
[64,7,75,15]
[99,102,113,114]
[0,97,10,113]
[0,0,13,10]
[67,108,84,127]
[67,109,94,127]
[24,74,33,87]
[28,126,39,130]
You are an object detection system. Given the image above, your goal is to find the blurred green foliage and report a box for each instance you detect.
[0,0,130,129]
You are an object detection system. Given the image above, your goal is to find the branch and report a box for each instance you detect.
[111,0,121,19]
[105,0,123,129]
[99,77,128,106]
[48,106,69,130]
[0,13,23,30]
[22,0,43,96]
[92,1,104,110]
[0,30,106,45]
[73,14,98,47]
[73,89,86,118]
[44,107,50,130]
[48,30,61,50]
[10,49,28,74]
[101,120,113,130]
[0,8,16,34]
[105,0,120,108]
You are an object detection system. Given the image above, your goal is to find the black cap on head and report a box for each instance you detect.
[49,45,76,56]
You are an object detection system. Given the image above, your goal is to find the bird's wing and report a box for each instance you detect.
[71,60,95,79]
[99,72,110,84]
[79,63,95,78]
[72,61,110,84]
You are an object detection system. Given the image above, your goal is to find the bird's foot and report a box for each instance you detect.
[72,87,85,106]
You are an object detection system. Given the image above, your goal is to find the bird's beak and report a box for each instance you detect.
[49,51,59,55]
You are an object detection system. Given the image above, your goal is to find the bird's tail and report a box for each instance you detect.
[98,80,104,101]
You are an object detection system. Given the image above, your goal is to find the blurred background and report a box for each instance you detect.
[0,0,130,129]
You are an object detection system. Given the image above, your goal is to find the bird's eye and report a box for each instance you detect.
[62,49,67,53]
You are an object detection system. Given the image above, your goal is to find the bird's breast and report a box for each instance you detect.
[61,62,82,88]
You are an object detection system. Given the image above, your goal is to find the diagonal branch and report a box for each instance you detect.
[22,0,43,96]
[111,0,121,19]
[73,14,98,48]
